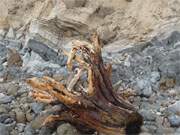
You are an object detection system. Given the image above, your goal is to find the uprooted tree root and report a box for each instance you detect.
[27,34,143,135]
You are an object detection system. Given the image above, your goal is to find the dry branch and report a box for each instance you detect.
[27,33,143,135]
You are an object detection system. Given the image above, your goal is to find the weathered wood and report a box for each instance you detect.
[27,33,143,135]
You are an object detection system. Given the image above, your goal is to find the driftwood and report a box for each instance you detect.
[27,33,143,135]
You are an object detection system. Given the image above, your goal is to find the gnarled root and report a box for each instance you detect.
[27,33,143,135]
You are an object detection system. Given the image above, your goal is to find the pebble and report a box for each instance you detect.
[6,27,15,39]
[150,72,160,83]
[16,123,25,133]
[24,125,35,135]
[168,101,180,114]
[176,127,180,133]
[136,79,153,97]
[7,84,19,96]
[30,114,48,129]
[0,105,8,113]
[56,123,80,135]
[25,112,35,122]
[0,93,13,104]
[31,102,45,114]
[142,87,153,98]
[39,126,52,135]
[139,109,156,121]
[0,123,9,135]
[14,109,26,123]
[168,115,180,127]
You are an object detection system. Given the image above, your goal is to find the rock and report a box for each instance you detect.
[139,109,156,121]
[168,101,180,114]
[0,123,9,135]
[26,39,67,66]
[31,102,45,114]
[0,106,8,114]
[39,126,52,135]
[97,26,116,43]
[0,44,7,58]
[7,40,22,50]
[168,115,180,127]
[25,112,35,122]
[2,67,22,81]
[160,78,176,90]
[176,128,180,133]
[24,125,35,135]
[150,72,160,83]
[56,123,80,135]
[6,27,15,39]
[7,48,22,67]
[10,129,18,135]
[0,93,13,104]
[22,50,62,76]
[0,29,7,38]
[30,114,48,129]
[49,6,94,35]
[0,65,3,71]
[14,109,26,123]
[0,114,14,125]
[16,123,25,133]
[7,83,19,96]
[63,0,87,8]
[142,87,153,98]
[136,79,153,98]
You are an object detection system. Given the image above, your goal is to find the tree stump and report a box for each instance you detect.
[27,33,143,135]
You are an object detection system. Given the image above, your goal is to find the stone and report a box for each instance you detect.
[7,84,19,96]
[39,126,52,135]
[0,65,4,71]
[159,78,176,90]
[31,102,45,114]
[10,129,18,135]
[168,101,180,114]
[26,39,67,66]
[56,123,80,135]
[139,109,156,121]
[159,61,180,82]
[142,87,153,98]
[150,72,160,83]
[97,26,116,43]
[22,51,62,76]
[7,40,22,50]
[0,106,8,114]
[0,123,9,135]
[136,79,153,98]
[7,48,22,67]
[168,115,180,127]
[25,112,35,122]
[24,125,35,135]
[0,44,7,58]
[0,93,13,104]
[30,114,48,129]
[14,109,26,123]
[16,123,25,133]
[6,27,15,39]
[176,128,180,133]
[0,29,7,38]
[63,0,86,8]
[2,67,22,81]
[29,19,60,46]
[0,114,12,124]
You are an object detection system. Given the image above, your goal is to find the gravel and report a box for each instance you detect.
[0,31,180,134]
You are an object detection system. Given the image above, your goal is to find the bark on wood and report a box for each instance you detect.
[27,33,143,135]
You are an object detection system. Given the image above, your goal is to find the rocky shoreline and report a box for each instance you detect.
[0,24,179,135]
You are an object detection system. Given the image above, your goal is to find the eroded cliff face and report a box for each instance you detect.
[1,0,180,44]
